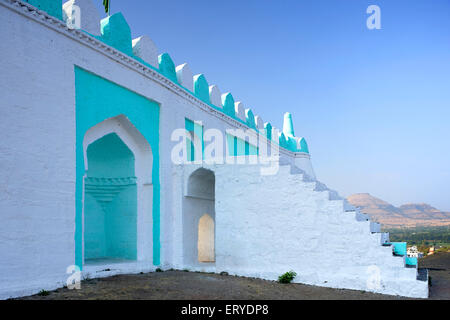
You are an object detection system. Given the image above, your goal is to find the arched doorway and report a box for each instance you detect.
[82,115,153,265]
[183,168,215,265]
[84,133,137,261]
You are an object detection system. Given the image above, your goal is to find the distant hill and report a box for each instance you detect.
[346,193,450,228]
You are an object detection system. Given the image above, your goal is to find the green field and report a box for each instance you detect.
[385,226,450,254]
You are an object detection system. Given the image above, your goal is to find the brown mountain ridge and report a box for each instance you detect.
[346,193,450,229]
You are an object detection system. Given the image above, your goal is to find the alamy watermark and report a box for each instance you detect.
[66,265,81,290]
[367,5,381,30]
[171,124,284,176]
[366,265,382,290]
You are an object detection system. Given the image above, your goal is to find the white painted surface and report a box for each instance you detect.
[0,0,427,299]
[234,101,246,121]
[175,63,193,92]
[63,0,100,36]
[209,85,221,108]
[132,35,159,69]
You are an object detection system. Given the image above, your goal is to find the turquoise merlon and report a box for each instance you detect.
[100,13,133,56]
[158,53,178,84]
[245,109,256,129]
[287,136,298,151]
[193,74,210,104]
[24,0,63,20]
[405,257,418,266]
[391,242,407,256]
[299,137,309,153]
[221,93,235,118]
[283,112,295,137]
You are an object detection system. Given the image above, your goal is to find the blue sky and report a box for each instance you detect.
[94,0,450,211]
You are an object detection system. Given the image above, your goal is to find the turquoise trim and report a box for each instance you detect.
[221,93,236,118]
[158,53,178,84]
[100,13,133,56]
[185,118,195,162]
[245,109,256,129]
[391,242,407,256]
[264,123,272,141]
[279,132,287,149]
[75,67,160,268]
[226,133,258,156]
[193,74,210,104]
[405,257,418,266]
[185,118,204,161]
[24,0,63,20]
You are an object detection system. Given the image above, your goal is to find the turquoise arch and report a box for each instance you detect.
[264,123,272,141]
[75,66,161,268]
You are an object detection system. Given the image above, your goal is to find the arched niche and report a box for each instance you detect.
[82,115,153,265]
[183,168,215,266]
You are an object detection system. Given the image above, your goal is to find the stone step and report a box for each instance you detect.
[417,268,428,282]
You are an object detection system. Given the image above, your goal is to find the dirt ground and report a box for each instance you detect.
[418,252,450,299]
[20,253,450,300]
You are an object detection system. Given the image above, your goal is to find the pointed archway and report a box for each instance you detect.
[82,115,153,265]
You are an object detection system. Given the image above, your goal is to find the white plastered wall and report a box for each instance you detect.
[170,163,428,298]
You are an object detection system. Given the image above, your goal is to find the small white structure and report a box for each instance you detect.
[407,246,423,258]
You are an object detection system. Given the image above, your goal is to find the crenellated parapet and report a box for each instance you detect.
[26,0,310,154]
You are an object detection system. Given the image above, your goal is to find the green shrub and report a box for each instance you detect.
[278,271,297,284]
[38,289,50,297]
[155,268,163,272]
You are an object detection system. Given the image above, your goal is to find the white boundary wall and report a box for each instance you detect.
[0,0,427,299]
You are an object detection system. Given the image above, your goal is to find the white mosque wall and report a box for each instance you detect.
[0,0,427,299]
